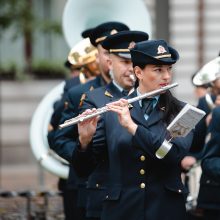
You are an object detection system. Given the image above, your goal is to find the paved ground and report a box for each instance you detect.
[0,165,64,219]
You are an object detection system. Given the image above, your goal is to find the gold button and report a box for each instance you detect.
[106,195,109,199]
[140,183,145,189]
[140,169,145,175]
[96,184,99,188]
[178,189,182,193]
[140,155,145,161]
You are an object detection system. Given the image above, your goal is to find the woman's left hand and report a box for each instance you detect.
[107,99,137,135]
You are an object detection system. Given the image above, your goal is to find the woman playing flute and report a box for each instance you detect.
[75,39,193,220]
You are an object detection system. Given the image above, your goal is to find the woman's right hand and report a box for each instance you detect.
[107,99,138,135]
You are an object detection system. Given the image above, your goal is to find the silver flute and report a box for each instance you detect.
[59,83,178,129]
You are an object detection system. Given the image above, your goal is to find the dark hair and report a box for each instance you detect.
[158,90,182,124]
[133,63,146,69]
[133,63,146,89]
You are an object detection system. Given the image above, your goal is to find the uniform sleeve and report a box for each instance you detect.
[71,92,107,177]
[190,98,210,155]
[201,107,220,182]
[201,136,220,182]
[53,89,80,162]
[47,93,66,150]
[132,124,193,165]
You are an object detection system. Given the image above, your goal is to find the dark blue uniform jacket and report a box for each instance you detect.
[72,82,126,217]
[197,106,220,210]
[73,90,193,220]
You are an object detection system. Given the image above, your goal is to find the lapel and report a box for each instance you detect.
[129,91,165,128]
[145,105,164,127]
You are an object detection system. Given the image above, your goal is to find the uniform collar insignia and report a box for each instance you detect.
[90,86,94,91]
[105,90,113,98]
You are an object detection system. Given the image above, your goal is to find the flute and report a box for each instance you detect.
[59,83,178,129]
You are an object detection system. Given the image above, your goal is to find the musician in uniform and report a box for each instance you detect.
[190,54,220,157]
[71,30,149,220]
[47,27,99,220]
[53,21,129,220]
[196,106,220,220]
[76,39,193,220]
[48,27,96,148]
[183,55,220,219]
[192,57,220,220]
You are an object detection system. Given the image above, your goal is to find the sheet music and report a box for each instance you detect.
[167,104,206,138]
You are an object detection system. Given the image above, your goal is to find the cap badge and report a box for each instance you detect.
[157,45,167,54]
[128,41,136,49]
[110,29,118,35]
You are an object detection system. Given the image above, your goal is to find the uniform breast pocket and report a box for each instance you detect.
[87,173,108,190]
[104,187,121,201]
[164,183,188,195]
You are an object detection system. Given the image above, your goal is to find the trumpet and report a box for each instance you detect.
[59,83,178,129]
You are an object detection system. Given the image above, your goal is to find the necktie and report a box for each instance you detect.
[122,90,129,96]
[141,98,155,116]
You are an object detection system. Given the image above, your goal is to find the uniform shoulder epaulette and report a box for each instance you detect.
[104,90,113,98]
[79,93,86,107]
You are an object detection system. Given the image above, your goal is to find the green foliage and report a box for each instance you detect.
[0,0,34,38]
[0,0,63,75]
[37,20,62,35]
[0,62,17,80]
[0,0,62,39]
[0,60,68,80]
[32,60,68,79]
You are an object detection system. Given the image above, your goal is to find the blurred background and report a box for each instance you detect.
[0,0,219,218]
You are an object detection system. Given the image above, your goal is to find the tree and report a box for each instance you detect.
[0,0,62,74]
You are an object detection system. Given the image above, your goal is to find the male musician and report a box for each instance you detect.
[196,106,220,220]
[53,21,130,220]
[190,56,220,220]
[76,39,193,220]
[183,55,220,220]
[47,28,97,220]
[72,30,149,220]
[48,28,96,146]
[190,56,220,157]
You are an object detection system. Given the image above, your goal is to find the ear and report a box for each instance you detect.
[134,66,143,81]
[107,55,113,71]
